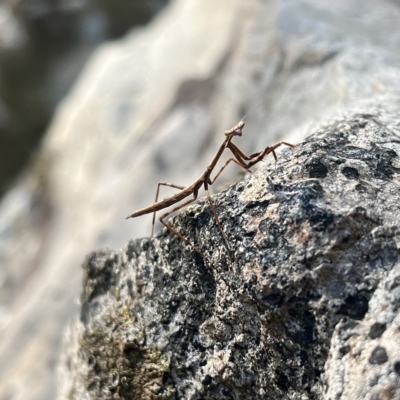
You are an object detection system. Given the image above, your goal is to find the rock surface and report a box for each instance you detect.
[57,113,400,399]
[2,0,400,399]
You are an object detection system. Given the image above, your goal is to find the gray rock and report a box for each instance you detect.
[324,255,400,400]
[58,113,400,399]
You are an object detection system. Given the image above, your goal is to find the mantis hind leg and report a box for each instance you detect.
[152,182,185,237]
[159,194,202,255]
[204,182,229,248]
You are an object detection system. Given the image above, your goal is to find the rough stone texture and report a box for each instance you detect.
[2,0,400,399]
[58,113,400,399]
[324,257,400,399]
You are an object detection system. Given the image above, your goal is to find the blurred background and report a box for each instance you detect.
[0,0,168,200]
[1,0,400,399]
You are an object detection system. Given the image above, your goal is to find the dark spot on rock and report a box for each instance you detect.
[203,375,212,386]
[306,206,334,231]
[141,240,150,251]
[271,182,284,192]
[394,361,400,375]
[369,346,388,365]
[342,166,359,179]
[339,346,351,355]
[355,183,367,193]
[276,371,289,391]
[194,210,212,229]
[285,297,316,347]
[308,159,328,178]
[287,297,309,317]
[369,323,386,339]
[93,361,102,374]
[243,230,256,239]
[222,387,233,397]
[373,149,400,180]
[354,206,367,215]
[299,350,308,366]
[88,355,95,367]
[262,293,284,308]
[199,359,207,367]
[169,299,180,313]
[162,372,172,385]
[244,199,270,217]
[288,182,334,231]
[236,184,245,193]
[337,296,368,320]
[244,200,269,210]
[376,160,394,180]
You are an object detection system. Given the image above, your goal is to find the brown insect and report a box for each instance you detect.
[126,121,294,254]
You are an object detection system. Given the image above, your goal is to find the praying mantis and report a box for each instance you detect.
[126,120,294,254]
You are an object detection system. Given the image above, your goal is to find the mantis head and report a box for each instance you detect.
[224,121,245,137]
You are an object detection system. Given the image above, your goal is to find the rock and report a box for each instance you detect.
[58,114,400,399]
[325,257,400,400]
